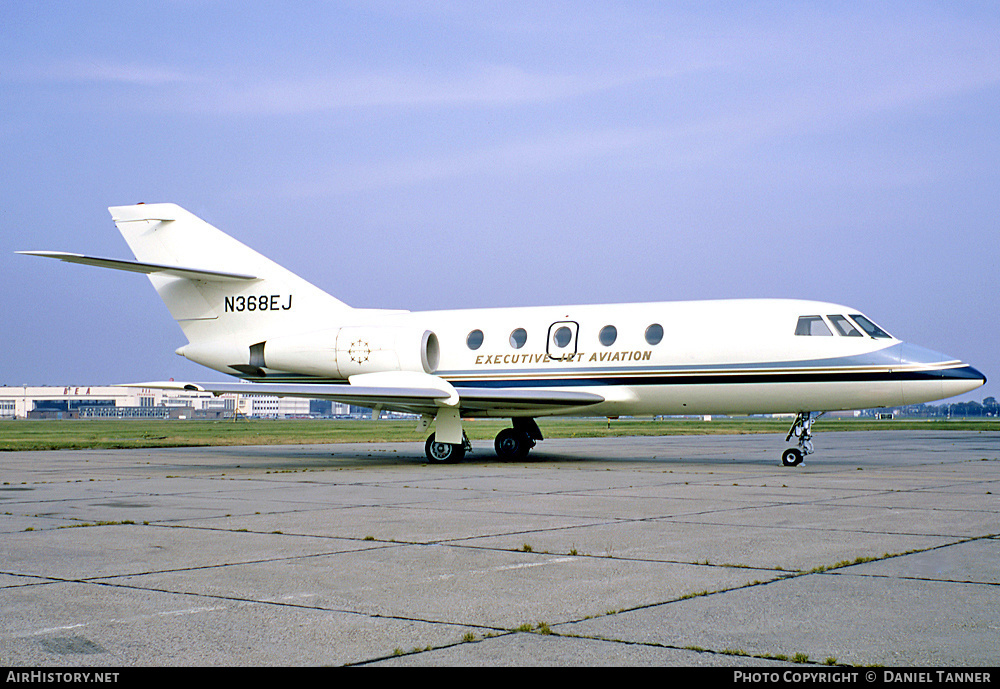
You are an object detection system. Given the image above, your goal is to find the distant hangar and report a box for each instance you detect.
[0,385,355,420]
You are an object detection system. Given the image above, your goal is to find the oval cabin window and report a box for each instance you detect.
[645,323,663,345]
[467,329,484,350]
[599,325,617,346]
[509,328,527,349]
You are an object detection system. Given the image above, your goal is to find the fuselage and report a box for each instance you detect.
[228,297,986,418]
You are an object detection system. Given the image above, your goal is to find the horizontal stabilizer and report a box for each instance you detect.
[17,251,258,282]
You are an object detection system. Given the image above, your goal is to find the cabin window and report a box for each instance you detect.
[850,314,892,339]
[794,315,832,336]
[828,315,862,337]
[467,329,484,350]
[509,328,528,349]
[645,323,664,345]
[599,325,617,346]
[553,326,573,348]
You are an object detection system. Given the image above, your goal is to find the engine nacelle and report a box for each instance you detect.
[257,326,440,379]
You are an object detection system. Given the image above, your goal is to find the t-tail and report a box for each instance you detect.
[23,203,359,378]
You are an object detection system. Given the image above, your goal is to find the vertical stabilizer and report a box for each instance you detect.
[108,203,352,349]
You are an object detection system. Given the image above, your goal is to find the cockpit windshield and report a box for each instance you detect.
[795,313,893,339]
[828,315,863,337]
[850,314,892,339]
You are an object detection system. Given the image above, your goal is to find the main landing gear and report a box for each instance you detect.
[494,418,542,461]
[424,432,471,464]
[782,412,824,466]
[423,418,543,463]
[494,427,535,461]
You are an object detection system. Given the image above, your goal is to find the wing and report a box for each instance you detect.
[451,387,605,415]
[125,379,605,417]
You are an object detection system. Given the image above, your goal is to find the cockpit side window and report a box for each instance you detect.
[828,315,863,337]
[850,314,892,339]
[795,315,832,336]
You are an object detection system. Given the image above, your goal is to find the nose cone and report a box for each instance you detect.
[937,364,988,394]
[898,343,987,403]
[940,367,987,403]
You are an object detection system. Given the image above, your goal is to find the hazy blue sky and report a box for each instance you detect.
[2,1,997,403]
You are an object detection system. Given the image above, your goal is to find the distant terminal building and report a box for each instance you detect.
[0,385,354,420]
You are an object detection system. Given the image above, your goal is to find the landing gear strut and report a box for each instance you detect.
[782,412,823,466]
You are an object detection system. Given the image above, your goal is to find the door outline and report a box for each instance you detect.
[546,321,579,361]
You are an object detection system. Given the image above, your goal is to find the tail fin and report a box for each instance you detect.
[108,203,352,346]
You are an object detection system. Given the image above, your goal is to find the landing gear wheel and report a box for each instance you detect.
[425,434,466,464]
[494,428,533,461]
[781,448,803,467]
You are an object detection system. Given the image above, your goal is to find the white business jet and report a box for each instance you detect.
[20,203,986,466]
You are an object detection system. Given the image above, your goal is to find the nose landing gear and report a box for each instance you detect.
[782,412,823,466]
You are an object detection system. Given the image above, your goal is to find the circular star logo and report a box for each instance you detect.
[348,340,371,364]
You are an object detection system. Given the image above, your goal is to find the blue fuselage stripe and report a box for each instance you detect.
[447,366,985,389]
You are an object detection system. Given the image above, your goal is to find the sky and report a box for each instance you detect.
[2,1,997,403]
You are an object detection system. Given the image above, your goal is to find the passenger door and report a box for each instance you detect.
[546,321,579,361]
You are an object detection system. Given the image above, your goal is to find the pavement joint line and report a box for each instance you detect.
[0,562,905,668]
[14,509,991,558]
[344,582,839,668]
[0,541,408,583]
[380,533,999,666]
[501,628,833,668]
[7,572,510,638]
[831,571,1000,587]
[7,545,877,655]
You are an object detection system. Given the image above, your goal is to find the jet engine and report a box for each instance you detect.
[178,327,440,379]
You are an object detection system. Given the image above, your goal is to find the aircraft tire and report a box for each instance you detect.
[425,435,465,464]
[495,428,532,461]
[781,448,803,467]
